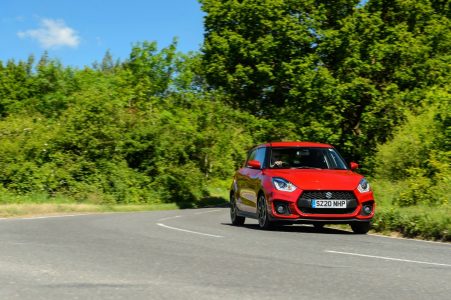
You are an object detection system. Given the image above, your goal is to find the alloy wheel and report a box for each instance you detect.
[257,194,271,229]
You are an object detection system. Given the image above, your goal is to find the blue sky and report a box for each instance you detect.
[0,0,204,68]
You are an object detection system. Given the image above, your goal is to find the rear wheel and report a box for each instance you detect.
[230,193,245,226]
[257,194,272,230]
[350,222,371,234]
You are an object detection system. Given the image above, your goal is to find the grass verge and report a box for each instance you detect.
[0,203,179,218]
[371,179,450,242]
[0,187,229,218]
[372,205,450,242]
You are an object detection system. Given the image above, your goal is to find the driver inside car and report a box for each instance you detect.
[271,152,290,168]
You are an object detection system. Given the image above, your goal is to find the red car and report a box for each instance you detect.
[230,142,375,234]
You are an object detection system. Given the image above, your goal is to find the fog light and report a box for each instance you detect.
[362,205,372,215]
[276,204,286,214]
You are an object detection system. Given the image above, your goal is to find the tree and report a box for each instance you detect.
[200,0,451,162]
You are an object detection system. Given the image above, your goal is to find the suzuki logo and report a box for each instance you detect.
[325,192,333,199]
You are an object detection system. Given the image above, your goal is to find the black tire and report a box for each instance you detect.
[257,193,272,230]
[313,223,325,230]
[350,222,371,234]
[230,193,245,226]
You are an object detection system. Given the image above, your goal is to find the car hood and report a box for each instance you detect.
[265,169,363,190]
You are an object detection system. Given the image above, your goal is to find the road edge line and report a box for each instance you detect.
[325,250,451,267]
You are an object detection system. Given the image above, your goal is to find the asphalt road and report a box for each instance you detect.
[1,208,450,300]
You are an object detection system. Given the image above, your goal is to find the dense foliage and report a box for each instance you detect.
[0,43,258,206]
[374,99,450,206]
[0,0,449,220]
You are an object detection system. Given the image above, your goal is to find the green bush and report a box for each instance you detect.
[374,103,448,181]
[393,170,432,207]
[374,101,450,207]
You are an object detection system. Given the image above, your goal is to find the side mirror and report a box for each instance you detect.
[350,162,359,170]
[247,160,261,169]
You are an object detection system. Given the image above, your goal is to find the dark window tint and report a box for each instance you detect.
[269,147,348,170]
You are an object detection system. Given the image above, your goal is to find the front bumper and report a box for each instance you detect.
[267,216,372,224]
[267,189,375,222]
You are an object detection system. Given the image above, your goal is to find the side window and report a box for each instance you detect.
[255,147,266,167]
[245,149,257,166]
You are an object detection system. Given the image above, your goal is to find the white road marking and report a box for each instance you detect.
[194,209,222,215]
[157,215,182,221]
[156,223,223,238]
[326,250,451,267]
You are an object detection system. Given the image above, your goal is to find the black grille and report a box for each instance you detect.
[300,191,356,200]
[297,190,357,215]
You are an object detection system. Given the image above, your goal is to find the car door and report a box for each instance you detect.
[237,147,266,213]
[235,148,257,213]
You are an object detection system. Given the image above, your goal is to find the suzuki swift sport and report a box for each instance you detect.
[230,142,375,234]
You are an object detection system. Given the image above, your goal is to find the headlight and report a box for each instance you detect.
[357,178,371,193]
[272,177,297,192]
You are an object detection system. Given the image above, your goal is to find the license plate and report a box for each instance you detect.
[311,199,347,208]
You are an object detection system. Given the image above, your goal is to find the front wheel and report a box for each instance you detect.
[350,222,371,234]
[257,194,272,230]
[230,193,245,226]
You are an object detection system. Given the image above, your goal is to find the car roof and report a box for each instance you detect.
[259,141,333,148]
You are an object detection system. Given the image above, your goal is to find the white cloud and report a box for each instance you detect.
[18,18,80,49]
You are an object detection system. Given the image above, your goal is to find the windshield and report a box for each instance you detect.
[269,147,348,170]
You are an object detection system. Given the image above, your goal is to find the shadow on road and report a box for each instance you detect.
[221,223,354,235]
[176,197,230,209]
